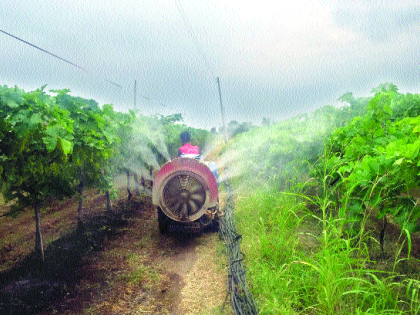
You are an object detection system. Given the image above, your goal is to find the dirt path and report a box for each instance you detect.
[159,233,228,314]
[0,192,231,314]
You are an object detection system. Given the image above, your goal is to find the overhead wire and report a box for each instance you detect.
[173,0,216,79]
[0,29,122,88]
[1,29,189,117]
[138,94,188,117]
[173,0,223,127]
[2,4,214,121]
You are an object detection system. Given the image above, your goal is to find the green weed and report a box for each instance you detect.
[121,253,160,286]
[235,172,420,314]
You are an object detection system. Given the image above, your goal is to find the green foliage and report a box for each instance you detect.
[218,120,254,139]
[155,113,183,125]
[324,89,420,233]
[0,85,213,209]
[116,113,167,177]
[0,85,139,213]
[337,92,370,124]
[0,86,75,207]
[261,117,271,126]
[53,90,127,192]
[229,83,420,314]
[236,173,420,314]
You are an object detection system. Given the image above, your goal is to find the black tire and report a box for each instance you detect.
[211,219,220,232]
[157,207,169,234]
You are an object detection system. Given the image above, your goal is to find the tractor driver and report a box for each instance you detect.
[178,131,200,158]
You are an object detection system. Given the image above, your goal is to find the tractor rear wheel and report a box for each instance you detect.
[157,207,169,234]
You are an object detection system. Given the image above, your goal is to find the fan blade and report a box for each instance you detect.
[188,199,198,214]
[190,193,205,204]
[171,201,182,214]
[165,195,179,207]
[180,203,188,219]
[189,184,203,194]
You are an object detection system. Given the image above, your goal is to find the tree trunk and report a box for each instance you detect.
[77,167,84,230]
[105,190,113,212]
[134,173,140,195]
[149,168,154,188]
[141,176,146,190]
[34,201,45,261]
[127,169,132,201]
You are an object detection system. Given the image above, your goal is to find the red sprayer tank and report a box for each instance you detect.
[152,158,219,233]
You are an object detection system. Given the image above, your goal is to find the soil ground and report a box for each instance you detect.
[0,189,232,315]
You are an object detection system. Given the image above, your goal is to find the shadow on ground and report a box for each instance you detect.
[0,198,143,315]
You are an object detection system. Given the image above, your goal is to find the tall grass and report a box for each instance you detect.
[235,182,420,314]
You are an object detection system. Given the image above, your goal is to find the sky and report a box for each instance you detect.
[1,0,420,129]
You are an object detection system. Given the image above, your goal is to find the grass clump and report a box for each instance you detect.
[235,186,420,314]
[121,253,160,286]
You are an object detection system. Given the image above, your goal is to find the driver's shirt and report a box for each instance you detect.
[178,143,199,156]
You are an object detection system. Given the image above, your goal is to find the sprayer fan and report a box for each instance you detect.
[162,174,206,220]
